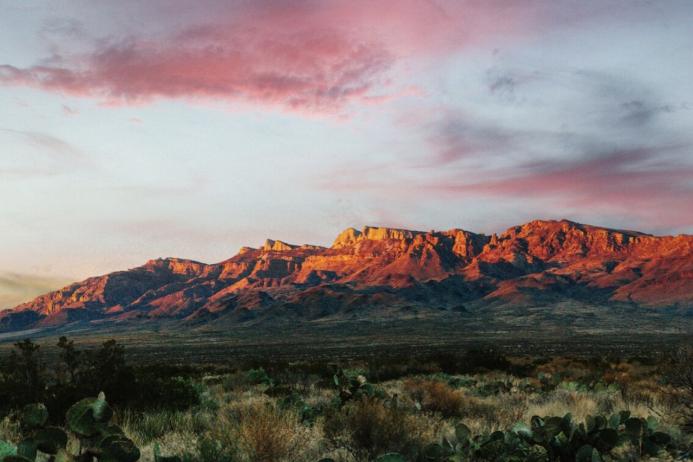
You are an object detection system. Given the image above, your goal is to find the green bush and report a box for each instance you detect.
[245,368,273,387]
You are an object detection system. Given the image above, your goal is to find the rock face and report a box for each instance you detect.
[1,219,692,331]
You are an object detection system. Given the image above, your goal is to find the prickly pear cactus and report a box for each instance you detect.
[1,402,70,462]
[332,368,378,405]
[65,392,140,462]
[3,456,34,462]
[409,411,675,462]
[66,392,114,437]
[575,444,601,462]
[1,392,140,462]
[374,453,406,462]
[97,434,140,462]
[20,404,48,430]
[34,426,69,455]
[0,441,17,459]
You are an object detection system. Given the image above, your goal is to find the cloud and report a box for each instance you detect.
[0,32,392,112]
[0,3,397,112]
[315,61,693,232]
[0,128,88,177]
[422,111,522,166]
[484,67,544,103]
[433,147,693,229]
[0,0,561,113]
[618,100,684,128]
[318,145,693,230]
[0,128,83,159]
[429,99,693,229]
[416,67,693,167]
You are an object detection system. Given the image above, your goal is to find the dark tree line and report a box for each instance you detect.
[0,337,199,420]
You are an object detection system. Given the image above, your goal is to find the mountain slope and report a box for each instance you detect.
[2,219,692,332]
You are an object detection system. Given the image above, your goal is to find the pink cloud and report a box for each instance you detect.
[431,148,693,228]
[0,33,391,112]
[315,147,693,230]
[0,1,544,113]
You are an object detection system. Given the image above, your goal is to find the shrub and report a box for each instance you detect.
[462,347,511,372]
[246,368,274,387]
[403,379,463,418]
[236,402,308,462]
[0,339,45,410]
[426,348,511,374]
[221,371,248,392]
[323,397,429,460]
[667,346,693,434]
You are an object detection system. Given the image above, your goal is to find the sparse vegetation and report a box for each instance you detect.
[1,338,692,461]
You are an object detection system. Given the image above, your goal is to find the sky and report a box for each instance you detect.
[1,0,692,298]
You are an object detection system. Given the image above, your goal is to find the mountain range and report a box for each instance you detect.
[1,219,692,334]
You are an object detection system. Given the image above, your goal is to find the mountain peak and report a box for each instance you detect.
[361,226,421,241]
[261,239,298,252]
[512,219,648,237]
[332,226,425,248]
[332,227,361,248]
[237,246,256,255]
[143,257,207,275]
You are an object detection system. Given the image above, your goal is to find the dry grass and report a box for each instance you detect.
[236,402,314,462]
[0,415,20,443]
[395,376,525,433]
[119,409,209,446]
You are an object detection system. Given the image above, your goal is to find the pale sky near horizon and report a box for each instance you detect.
[1,0,693,288]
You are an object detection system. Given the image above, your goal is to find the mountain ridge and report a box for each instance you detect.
[1,219,692,333]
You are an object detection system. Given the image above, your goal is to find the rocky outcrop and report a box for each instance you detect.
[261,239,298,252]
[1,219,692,331]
